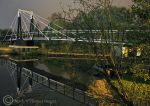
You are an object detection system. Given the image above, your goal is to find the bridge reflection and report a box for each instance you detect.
[6,58,98,106]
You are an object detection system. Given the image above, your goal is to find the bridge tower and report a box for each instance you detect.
[15,9,35,46]
[17,11,22,40]
[30,15,34,39]
[28,13,35,45]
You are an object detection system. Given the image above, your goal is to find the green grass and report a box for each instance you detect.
[113,79,150,105]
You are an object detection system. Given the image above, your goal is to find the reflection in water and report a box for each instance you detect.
[0,59,17,105]
[0,57,95,106]
[35,57,97,85]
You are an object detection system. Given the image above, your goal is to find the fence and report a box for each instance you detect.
[22,67,99,106]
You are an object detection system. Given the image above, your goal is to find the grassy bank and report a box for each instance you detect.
[88,79,150,106]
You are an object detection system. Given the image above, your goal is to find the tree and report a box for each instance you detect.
[47,12,70,30]
[0,29,12,41]
[0,29,12,36]
[131,0,150,25]
[59,0,134,105]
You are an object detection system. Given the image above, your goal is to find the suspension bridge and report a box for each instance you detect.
[1,9,149,106]
[3,9,130,45]
[2,9,147,64]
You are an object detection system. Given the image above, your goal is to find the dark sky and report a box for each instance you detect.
[0,0,132,29]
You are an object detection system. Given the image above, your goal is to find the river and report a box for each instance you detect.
[0,56,98,106]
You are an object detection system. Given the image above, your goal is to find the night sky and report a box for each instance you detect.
[0,0,132,28]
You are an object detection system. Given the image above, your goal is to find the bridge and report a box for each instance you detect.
[3,9,132,45]
[3,9,148,65]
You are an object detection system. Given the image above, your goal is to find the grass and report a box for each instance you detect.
[87,78,150,106]
[113,79,150,105]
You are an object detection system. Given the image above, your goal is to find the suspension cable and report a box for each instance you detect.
[10,15,18,40]
[34,13,64,29]
[3,14,18,41]
[34,12,88,42]
[21,14,32,40]
[33,14,75,41]
[21,12,49,40]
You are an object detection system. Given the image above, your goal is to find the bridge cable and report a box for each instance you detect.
[33,13,105,43]
[33,13,64,29]
[3,14,18,41]
[21,12,49,40]
[21,15,32,40]
[33,14,75,41]
[10,15,18,40]
[6,61,17,89]
[20,76,29,92]
[20,11,49,40]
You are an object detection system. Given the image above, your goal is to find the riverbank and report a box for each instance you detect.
[0,47,12,54]
[88,79,150,105]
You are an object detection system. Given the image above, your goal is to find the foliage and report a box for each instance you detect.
[132,64,150,81]
[139,44,150,57]
[71,7,131,29]
[131,0,150,24]
[88,80,118,105]
[44,12,70,31]
[0,29,12,36]
[113,79,150,105]
[0,29,12,41]
[88,79,150,106]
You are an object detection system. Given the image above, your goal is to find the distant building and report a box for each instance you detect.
[122,45,142,58]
